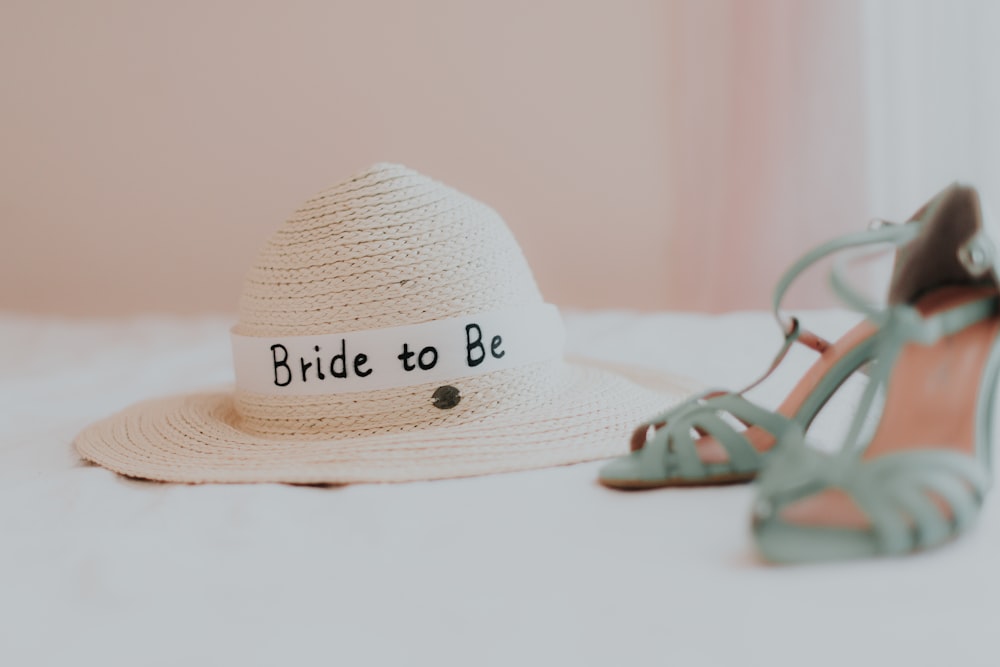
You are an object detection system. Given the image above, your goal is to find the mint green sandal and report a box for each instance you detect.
[752,184,1000,562]
[599,222,919,489]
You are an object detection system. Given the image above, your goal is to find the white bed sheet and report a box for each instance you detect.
[1,310,996,666]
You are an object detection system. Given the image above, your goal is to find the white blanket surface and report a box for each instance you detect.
[1,311,995,666]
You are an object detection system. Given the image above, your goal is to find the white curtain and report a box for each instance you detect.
[864,0,1000,220]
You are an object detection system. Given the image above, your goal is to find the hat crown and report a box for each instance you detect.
[236,163,542,337]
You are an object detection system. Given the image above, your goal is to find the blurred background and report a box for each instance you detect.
[2,0,998,315]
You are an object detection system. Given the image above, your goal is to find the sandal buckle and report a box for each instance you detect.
[958,234,995,277]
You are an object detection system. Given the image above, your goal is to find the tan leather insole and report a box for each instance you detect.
[689,321,878,464]
[781,286,1000,529]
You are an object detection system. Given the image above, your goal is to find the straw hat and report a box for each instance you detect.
[75,164,696,484]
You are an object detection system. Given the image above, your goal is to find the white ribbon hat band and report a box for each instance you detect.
[231,304,566,395]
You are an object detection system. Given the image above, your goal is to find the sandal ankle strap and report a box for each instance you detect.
[740,221,922,396]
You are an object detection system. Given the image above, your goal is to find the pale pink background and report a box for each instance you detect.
[0,0,867,316]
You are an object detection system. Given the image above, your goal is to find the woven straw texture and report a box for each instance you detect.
[75,164,696,484]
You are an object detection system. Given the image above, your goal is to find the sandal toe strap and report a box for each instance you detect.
[638,392,797,480]
[783,450,992,554]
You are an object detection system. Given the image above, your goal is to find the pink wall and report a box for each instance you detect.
[0,1,865,316]
[663,0,867,311]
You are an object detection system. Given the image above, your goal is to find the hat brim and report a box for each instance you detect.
[74,361,698,484]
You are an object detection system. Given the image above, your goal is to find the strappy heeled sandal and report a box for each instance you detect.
[600,236,905,488]
[752,184,1000,562]
[599,190,954,490]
